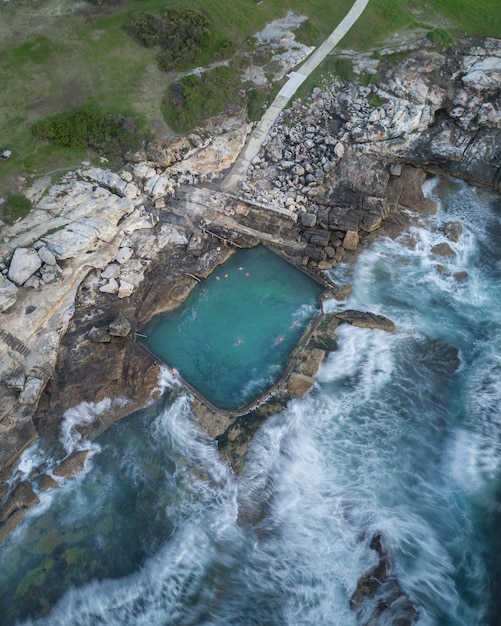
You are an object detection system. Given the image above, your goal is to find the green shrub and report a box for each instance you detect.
[426,28,455,47]
[367,92,384,108]
[124,8,210,71]
[360,71,378,86]
[2,194,32,224]
[331,57,355,82]
[247,88,268,121]
[32,110,146,158]
[163,66,242,132]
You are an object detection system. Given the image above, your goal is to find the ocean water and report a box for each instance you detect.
[0,177,500,625]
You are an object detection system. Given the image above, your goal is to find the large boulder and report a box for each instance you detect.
[7,247,42,285]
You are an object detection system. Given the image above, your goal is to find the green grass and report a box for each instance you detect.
[1,194,32,224]
[426,0,501,38]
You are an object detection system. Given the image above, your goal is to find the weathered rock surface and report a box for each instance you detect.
[52,450,91,479]
[288,372,315,398]
[0,275,18,312]
[7,247,42,285]
[335,310,396,332]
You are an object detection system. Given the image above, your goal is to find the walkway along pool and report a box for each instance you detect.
[141,246,326,412]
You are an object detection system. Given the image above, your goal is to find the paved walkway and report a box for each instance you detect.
[222,0,370,192]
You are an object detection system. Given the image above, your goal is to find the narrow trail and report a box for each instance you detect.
[221,0,371,192]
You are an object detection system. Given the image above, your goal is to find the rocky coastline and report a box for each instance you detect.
[1,34,500,566]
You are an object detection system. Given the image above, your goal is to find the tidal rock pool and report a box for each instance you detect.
[142,246,325,411]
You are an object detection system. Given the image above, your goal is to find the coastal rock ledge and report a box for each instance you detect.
[1,38,500,542]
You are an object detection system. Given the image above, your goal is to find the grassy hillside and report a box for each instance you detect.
[0,0,500,207]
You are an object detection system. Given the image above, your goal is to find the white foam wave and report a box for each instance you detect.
[60,397,128,454]
[317,324,395,403]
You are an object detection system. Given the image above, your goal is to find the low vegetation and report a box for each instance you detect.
[32,110,147,158]
[1,194,32,225]
[0,0,499,198]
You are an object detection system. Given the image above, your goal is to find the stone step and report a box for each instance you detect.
[0,329,31,358]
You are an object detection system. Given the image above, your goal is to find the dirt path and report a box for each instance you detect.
[222,0,371,192]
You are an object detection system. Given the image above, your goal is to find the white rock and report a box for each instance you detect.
[83,167,128,196]
[116,247,134,264]
[19,377,44,405]
[101,263,121,279]
[334,142,345,159]
[8,247,42,285]
[99,278,119,294]
[118,280,134,298]
[43,223,98,260]
[133,163,157,180]
[121,209,157,234]
[0,274,18,312]
[37,245,57,266]
[124,182,140,199]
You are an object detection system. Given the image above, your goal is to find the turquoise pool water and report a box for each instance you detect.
[143,246,324,411]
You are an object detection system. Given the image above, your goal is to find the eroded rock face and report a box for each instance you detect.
[0,275,18,312]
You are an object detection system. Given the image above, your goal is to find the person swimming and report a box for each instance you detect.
[274,335,285,345]
[233,338,244,347]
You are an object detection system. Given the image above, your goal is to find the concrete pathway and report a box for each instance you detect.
[222,0,370,192]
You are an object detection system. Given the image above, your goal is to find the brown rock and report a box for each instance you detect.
[52,450,90,479]
[335,310,396,332]
[109,316,132,337]
[443,221,463,242]
[0,508,28,544]
[431,242,456,257]
[296,348,326,378]
[0,481,40,523]
[288,372,315,398]
[39,474,60,491]
[343,230,359,250]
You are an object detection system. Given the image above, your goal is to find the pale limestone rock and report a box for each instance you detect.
[118,280,134,298]
[82,167,128,196]
[18,376,44,405]
[8,248,42,285]
[88,326,111,342]
[0,275,18,312]
[116,247,134,264]
[37,245,57,266]
[144,173,175,199]
[121,209,157,234]
[133,163,156,180]
[99,278,119,294]
[101,263,120,279]
[43,223,98,259]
